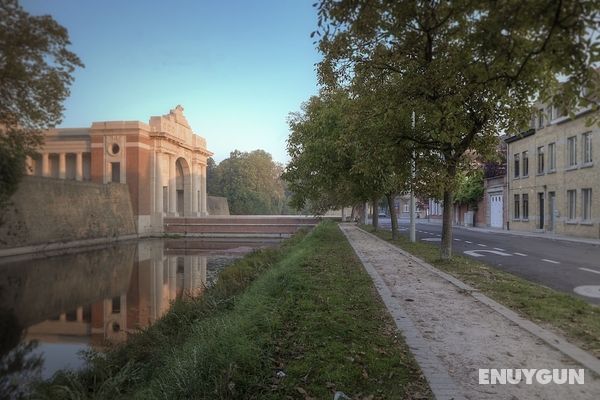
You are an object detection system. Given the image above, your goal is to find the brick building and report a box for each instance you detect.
[505,105,599,238]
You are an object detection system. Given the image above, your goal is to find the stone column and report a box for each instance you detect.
[168,155,176,215]
[184,256,192,293]
[59,153,66,179]
[168,257,177,300]
[42,153,50,177]
[155,153,163,214]
[75,152,83,181]
[24,156,33,175]
[192,163,199,215]
[201,165,208,215]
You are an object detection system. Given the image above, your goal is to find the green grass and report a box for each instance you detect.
[33,222,431,400]
[362,225,600,357]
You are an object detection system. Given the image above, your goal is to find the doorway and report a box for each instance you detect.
[548,192,556,232]
[538,193,544,230]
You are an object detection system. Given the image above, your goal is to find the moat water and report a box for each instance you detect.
[0,238,278,395]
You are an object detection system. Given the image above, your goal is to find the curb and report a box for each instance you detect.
[355,225,600,377]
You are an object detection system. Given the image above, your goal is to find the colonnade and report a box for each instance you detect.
[26,152,89,181]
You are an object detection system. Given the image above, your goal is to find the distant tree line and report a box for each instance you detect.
[207,150,296,215]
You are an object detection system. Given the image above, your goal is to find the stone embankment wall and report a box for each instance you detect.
[207,196,230,215]
[0,177,136,249]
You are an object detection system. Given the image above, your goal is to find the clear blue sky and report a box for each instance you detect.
[21,0,321,163]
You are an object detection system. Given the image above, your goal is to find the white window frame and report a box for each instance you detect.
[567,136,578,167]
[582,188,592,221]
[548,142,556,171]
[583,132,592,164]
[567,190,577,221]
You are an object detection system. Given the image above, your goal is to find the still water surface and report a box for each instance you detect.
[0,238,277,391]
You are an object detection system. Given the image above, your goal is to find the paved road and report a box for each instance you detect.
[376,218,600,305]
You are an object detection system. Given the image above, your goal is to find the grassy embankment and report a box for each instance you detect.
[34,222,431,400]
[362,225,600,357]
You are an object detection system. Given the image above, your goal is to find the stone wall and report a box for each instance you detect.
[0,177,136,249]
[207,196,230,215]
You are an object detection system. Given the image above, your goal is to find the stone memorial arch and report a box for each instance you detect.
[25,105,213,235]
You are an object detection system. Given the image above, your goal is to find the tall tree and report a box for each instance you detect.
[316,0,599,258]
[211,150,287,215]
[0,0,83,208]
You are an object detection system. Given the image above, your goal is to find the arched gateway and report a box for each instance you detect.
[26,105,213,235]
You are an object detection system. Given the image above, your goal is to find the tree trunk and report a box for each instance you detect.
[387,193,399,240]
[371,196,379,230]
[440,187,454,260]
[361,202,368,225]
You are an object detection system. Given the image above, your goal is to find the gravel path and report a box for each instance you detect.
[339,224,600,400]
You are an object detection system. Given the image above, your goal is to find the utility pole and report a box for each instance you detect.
[410,111,416,243]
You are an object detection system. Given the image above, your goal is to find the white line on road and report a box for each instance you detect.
[494,247,506,251]
[579,267,600,275]
[477,243,487,247]
[514,252,527,256]
[541,259,560,264]
[465,241,473,244]
[454,238,461,241]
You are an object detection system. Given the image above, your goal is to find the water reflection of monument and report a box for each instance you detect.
[25,242,208,347]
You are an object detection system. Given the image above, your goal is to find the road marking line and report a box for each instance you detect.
[514,252,527,256]
[477,243,487,247]
[465,241,472,244]
[464,249,512,257]
[454,238,461,241]
[579,267,600,275]
[541,258,560,264]
[493,247,506,251]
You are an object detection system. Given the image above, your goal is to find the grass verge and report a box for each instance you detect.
[362,225,600,357]
[34,222,431,400]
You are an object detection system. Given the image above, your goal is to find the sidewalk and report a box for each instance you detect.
[395,217,600,246]
[339,224,600,400]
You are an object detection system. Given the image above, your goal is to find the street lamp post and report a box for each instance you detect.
[410,111,416,243]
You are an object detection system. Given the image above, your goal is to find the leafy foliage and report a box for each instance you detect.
[207,150,291,215]
[0,0,83,207]
[314,0,599,258]
[453,169,484,209]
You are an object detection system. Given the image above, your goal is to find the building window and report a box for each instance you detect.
[522,194,529,220]
[583,132,592,164]
[537,109,544,129]
[548,142,556,171]
[111,162,121,183]
[514,153,520,178]
[568,136,577,167]
[567,190,577,220]
[537,146,544,174]
[112,296,121,314]
[582,188,592,221]
[514,194,520,219]
[522,151,529,176]
[553,105,567,120]
[403,203,409,213]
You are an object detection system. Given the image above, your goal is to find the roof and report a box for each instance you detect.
[504,128,536,144]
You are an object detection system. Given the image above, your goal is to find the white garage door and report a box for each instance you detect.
[490,194,503,228]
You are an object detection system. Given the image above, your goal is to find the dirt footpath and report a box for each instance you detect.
[339,224,600,400]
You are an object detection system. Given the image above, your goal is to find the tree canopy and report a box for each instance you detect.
[0,0,83,207]
[207,150,292,215]
[312,0,599,258]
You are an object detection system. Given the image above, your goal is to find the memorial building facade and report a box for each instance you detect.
[25,106,212,234]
